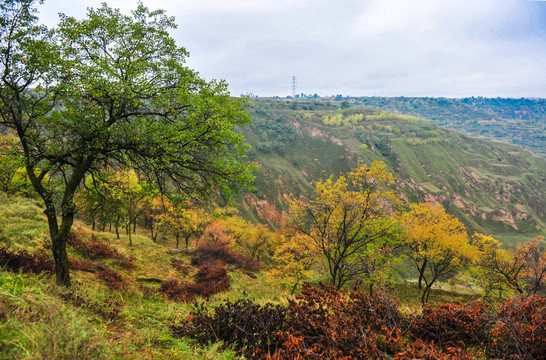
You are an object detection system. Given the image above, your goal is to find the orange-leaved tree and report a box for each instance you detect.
[291,161,401,290]
[400,203,475,303]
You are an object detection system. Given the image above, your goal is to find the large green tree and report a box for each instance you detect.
[0,0,254,286]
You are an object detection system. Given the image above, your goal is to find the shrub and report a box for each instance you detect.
[190,259,230,297]
[171,258,191,275]
[160,260,230,301]
[172,299,286,358]
[409,300,492,349]
[394,339,475,360]
[273,283,403,359]
[69,258,99,272]
[191,242,259,272]
[96,268,125,291]
[159,279,195,302]
[488,295,546,359]
[0,247,53,274]
[68,233,135,269]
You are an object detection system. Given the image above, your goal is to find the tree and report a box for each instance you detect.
[0,1,254,286]
[291,161,400,290]
[473,234,546,297]
[109,169,151,246]
[266,233,318,294]
[400,203,475,303]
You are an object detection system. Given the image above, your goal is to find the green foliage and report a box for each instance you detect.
[1,1,255,285]
[0,277,110,360]
[0,192,49,250]
[0,132,24,194]
[356,96,546,158]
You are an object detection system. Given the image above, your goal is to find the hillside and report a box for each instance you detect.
[348,97,546,158]
[239,99,546,242]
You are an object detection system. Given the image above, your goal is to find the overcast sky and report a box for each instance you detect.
[37,0,546,98]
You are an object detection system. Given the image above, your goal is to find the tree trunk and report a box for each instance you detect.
[115,215,120,239]
[418,260,427,290]
[175,234,180,249]
[127,220,132,246]
[52,228,71,287]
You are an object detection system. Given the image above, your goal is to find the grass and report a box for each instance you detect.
[0,185,541,358]
[0,193,49,251]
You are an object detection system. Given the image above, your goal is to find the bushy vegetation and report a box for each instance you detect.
[178,283,546,359]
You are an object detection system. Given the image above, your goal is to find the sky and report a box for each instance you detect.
[37,0,546,98]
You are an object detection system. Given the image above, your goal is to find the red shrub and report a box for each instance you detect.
[273,283,402,359]
[159,279,196,302]
[0,247,54,274]
[394,339,475,360]
[488,295,546,359]
[190,259,230,297]
[171,259,191,275]
[68,233,135,269]
[192,242,259,272]
[69,258,99,272]
[96,268,125,291]
[409,300,492,349]
[160,261,230,301]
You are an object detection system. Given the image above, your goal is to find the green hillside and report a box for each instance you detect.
[349,96,546,158]
[239,99,546,242]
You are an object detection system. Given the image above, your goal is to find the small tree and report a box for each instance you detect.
[266,233,318,294]
[0,1,253,286]
[400,203,475,303]
[474,234,546,297]
[110,169,151,246]
[156,200,189,249]
[291,161,400,290]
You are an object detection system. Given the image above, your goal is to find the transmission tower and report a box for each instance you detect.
[291,76,297,98]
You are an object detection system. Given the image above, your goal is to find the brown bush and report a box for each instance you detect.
[68,233,135,269]
[173,299,286,358]
[488,295,546,359]
[409,300,492,348]
[0,247,53,274]
[191,242,259,272]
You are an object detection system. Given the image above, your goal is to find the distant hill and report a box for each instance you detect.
[348,97,546,158]
[238,99,546,243]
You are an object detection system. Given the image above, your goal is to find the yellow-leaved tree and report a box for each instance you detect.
[473,233,546,298]
[266,233,318,294]
[291,161,401,290]
[400,203,476,303]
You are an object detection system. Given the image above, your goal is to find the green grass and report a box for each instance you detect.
[0,193,49,251]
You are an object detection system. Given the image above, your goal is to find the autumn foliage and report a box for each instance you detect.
[191,241,260,272]
[68,232,135,269]
[0,247,54,274]
[177,283,546,359]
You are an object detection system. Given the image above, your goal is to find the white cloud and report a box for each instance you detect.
[37,0,546,97]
